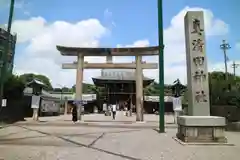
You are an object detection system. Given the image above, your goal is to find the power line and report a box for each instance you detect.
[232,61,240,79]
[220,40,231,81]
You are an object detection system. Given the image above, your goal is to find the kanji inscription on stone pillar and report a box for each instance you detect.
[184,11,210,116]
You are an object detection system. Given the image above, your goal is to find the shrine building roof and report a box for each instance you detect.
[56,45,159,56]
[92,69,154,82]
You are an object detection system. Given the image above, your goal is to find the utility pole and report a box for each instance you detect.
[220,40,231,81]
[232,61,240,79]
[158,0,165,133]
[0,0,15,108]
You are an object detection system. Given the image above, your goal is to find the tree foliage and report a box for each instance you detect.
[144,71,240,106]
[3,74,25,100]
[53,83,97,93]
[47,71,240,107]
[209,71,240,106]
[19,73,52,89]
[144,82,173,96]
[71,83,95,93]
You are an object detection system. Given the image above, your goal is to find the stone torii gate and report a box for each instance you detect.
[56,46,159,121]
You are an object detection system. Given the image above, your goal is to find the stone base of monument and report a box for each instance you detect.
[176,116,227,144]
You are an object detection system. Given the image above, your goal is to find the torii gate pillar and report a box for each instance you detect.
[135,55,144,121]
[75,54,84,121]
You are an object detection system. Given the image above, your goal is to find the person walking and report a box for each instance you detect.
[103,102,107,116]
[72,105,78,123]
[112,104,117,120]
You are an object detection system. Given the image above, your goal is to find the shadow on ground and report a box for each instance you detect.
[0,125,144,160]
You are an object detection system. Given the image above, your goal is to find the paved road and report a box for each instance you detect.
[0,113,240,160]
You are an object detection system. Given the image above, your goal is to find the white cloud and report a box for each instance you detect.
[209,60,240,77]
[13,17,108,87]
[123,7,229,85]
[117,40,150,48]
[13,6,229,88]
[165,6,228,43]
[143,6,229,84]
[12,17,46,43]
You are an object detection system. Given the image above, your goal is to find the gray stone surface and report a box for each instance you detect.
[178,116,226,126]
[177,116,226,143]
[0,114,240,160]
[185,11,210,116]
[16,113,177,129]
[22,112,176,123]
[181,11,227,144]
[177,125,227,143]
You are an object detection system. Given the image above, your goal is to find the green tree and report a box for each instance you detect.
[53,87,73,93]
[3,74,25,100]
[72,83,95,93]
[62,87,72,92]
[19,73,52,89]
[209,71,240,105]
[87,85,102,94]
[144,82,184,96]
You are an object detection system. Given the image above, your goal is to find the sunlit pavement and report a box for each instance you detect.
[16,112,177,128]
[0,113,240,160]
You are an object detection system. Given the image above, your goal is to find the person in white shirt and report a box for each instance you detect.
[111,104,117,120]
[103,103,107,115]
[173,97,182,124]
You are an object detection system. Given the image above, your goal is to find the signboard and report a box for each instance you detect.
[31,95,40,109]
[2,99,7,107]
[73,100,87,105]
[172,97,182,111]
[83,94,96,101]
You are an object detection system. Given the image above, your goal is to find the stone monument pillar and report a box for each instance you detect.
[176,11,227,143]
[184,12,210,116]
[75,54,84,121]
[135,55,144,121]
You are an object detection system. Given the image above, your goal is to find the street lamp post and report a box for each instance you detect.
[158,0,165,133]
[0,0,15,108]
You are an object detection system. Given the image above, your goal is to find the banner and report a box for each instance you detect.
[31,96,40,109]
[172,97,182,111]
[2,99,7,107]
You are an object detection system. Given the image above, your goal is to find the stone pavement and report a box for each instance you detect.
[24,112,176,123]
[17,112,176,129]
[0,113,239,160]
